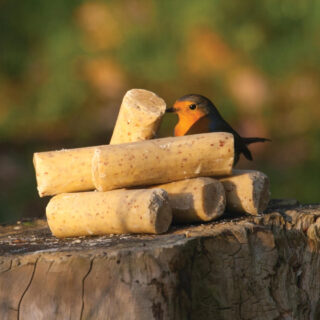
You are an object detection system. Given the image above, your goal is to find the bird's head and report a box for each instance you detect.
[166,94,215,118]
[166,94,220,136]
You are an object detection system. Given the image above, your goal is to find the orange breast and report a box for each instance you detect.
[174,115,211,136]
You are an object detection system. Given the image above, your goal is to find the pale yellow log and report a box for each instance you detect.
[93,132,234,191]
[33,147,97,197]
[110,89,166,145]
[46,188,172,238]
[153,177,226,223]
[219,170,270,215]
[34,89,166,197]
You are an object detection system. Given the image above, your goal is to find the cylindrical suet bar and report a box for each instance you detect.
[46,188,172,238]
[110,89,166,145]
[93,132,234,191]
[219,170,270,215]
[153,177,226,223]
[33,147,97,197]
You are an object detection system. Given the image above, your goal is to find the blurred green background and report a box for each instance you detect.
[0,0,319,223]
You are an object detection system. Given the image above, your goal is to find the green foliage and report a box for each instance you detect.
[0,0,319,222]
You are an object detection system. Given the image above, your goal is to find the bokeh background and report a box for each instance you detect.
[0,0,319,223]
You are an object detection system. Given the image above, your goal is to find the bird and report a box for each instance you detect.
[166,94,270,165]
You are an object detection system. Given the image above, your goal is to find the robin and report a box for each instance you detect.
[166,94,270,165]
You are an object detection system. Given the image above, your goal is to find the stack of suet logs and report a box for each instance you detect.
[33,89,270,238]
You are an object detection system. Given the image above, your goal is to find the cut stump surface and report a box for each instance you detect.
[1,200,320,320]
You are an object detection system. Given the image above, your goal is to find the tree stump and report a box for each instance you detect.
[1,200,320,320]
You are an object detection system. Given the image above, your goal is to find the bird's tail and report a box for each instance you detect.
[242,137,271,145]
[236,137,271,164]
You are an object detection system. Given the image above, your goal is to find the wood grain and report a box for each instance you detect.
[0,202,320,319]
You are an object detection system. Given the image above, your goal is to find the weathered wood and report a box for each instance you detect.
[0,201,320,320]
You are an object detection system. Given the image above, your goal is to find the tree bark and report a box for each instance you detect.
[0,200,320,320]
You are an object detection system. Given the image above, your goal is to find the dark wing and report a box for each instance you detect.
[208,114,252,163]
[234,133,253,162]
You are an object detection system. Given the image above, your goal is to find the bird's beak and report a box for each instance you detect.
[166,107,177,113]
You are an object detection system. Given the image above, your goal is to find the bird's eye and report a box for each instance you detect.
[189,104,197,110]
